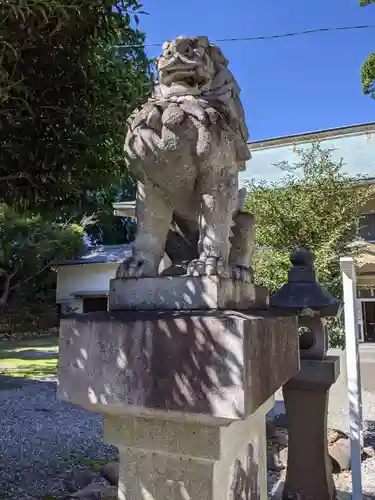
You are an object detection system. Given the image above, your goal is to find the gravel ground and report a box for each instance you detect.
[1,370,375,499]
[0,376,117,499]
[334,410,375,499]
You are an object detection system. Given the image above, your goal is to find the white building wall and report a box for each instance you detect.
[56,263,117,303]
[241,125,375,185]
[56,256,172,311]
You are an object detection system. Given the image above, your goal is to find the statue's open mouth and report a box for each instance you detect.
[162,66,197,87]
[162,67,211,88]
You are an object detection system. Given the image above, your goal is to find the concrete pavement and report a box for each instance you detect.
[269,345,375,433]
[360,344,375,392]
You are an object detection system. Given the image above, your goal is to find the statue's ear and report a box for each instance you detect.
[162,41,171,52]
[208,44,228,68]
[196,36,209,48]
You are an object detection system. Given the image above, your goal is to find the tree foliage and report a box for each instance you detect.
[0,0,152,212]
[0,204,84,308]
[0,1,152,328]
[245,143,375,297]
[84,177,137,245]
[360,0,375,98]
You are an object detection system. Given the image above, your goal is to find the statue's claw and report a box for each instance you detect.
[187,256,228,277]
[116,259,141,278]
[116,258,158,279]
[231,265,253,283]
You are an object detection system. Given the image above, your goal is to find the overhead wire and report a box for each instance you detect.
[113,24,375,48]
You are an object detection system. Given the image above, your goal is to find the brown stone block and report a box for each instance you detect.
[109,276,269,311]
[58,310,299,422]
[282,357,341,500]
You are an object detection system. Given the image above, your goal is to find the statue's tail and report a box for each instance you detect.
[237,187,247,212]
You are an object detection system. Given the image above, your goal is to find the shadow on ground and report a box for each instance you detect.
[0,363,58,380]
[0,358,58,382]
[0,374,56,390]
[336,492,375,500]
[270,483,375,500]
[0,375,25,390]
[0,335,58,350]
[0,336,59,380]
[0,349,58,360]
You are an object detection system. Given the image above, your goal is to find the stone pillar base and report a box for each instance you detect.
[282,356,340,500]
[58,310,299,499]
[104,398,274,500]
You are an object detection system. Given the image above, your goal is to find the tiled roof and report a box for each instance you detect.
[58,244,132,266]
[249,121,375,150]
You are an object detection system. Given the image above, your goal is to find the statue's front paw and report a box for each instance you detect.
[187,256,228,277]
[116,258,158,279]
[116,259,138,279]
[231,265,253,283]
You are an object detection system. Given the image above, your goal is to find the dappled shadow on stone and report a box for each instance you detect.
[58,308,298,422]
[58,310,247,419]
[148,312,244,416]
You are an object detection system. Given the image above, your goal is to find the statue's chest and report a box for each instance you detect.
[145,152,197,197]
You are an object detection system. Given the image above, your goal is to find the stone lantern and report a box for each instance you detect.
[270,247,343,500]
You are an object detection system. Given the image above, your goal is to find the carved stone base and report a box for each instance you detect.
[58,310,298,420]
[109,276,269,311]
[58,309,298,500]
[104,398,273,500]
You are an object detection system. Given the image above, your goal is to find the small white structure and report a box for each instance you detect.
[112,201,136,218]
[56,244,132,315]
[340,257,363,499]
[56,200,172,314]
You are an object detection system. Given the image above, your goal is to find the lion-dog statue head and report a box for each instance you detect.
[153,36,250,163]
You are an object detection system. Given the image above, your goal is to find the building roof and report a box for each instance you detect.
[113,201,136,218]
[59,244,132,266]
[249,121,375,151]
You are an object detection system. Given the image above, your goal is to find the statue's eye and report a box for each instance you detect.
[184,42,196,56]
[164,49,173,58]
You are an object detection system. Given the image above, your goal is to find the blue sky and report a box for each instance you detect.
[139,0,374,141]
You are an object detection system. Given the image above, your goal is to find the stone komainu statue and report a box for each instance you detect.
[117,36,255,281]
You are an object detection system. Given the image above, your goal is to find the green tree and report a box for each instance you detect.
[360,0,375,98]
[0,204,84,308]
[83,177,137,245]
[0,1,152,329]
[0,0,152,213]
[245,143,375,297]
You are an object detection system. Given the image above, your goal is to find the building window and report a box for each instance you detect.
[358,288,375,299]
[82,296,108,313]
[358,213,375,242]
